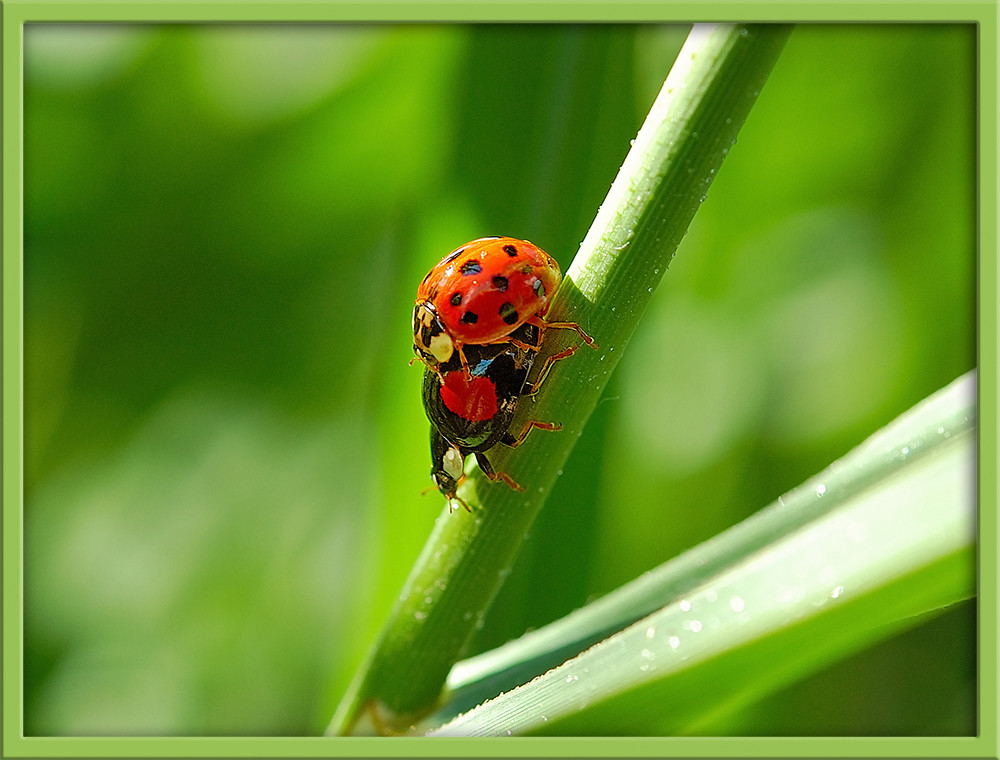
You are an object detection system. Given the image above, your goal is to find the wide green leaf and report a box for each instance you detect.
[430,371,976,735]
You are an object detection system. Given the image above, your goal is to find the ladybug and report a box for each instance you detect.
[413,236,596,376]
[423,322,576,512]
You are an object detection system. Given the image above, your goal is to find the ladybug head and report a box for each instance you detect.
[429,426,469,511]
[431,442,465,497]
[413,300,454,366]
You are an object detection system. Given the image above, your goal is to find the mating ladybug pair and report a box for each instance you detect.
[412,236,596,512]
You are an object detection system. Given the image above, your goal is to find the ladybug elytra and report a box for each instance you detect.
[412,236,595,375]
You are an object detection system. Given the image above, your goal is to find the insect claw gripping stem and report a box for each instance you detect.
[473,451,524,492]
[488,470,523,492]
[527,313,600,351]
[523,344,579,397]
[502,418,562,448]
[551,320,599,350]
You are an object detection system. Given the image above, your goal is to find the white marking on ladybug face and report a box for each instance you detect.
[443,445,464,481]
[414,302,435,333]
[428,331,454,363]
[414,301,454,364]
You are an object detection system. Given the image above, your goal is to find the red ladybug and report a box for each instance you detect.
[422,322,575,512]
[413,236,596,376]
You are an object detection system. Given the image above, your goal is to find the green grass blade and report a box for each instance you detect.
[328,23,792,735]
[429,371,976,735]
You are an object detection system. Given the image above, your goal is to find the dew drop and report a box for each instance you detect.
[730,596,745,613]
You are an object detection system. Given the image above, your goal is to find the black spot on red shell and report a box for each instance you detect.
[498,302,518,325]
[503,244,518,256]
[492,276,508,292]
[461,260,482,276]
[450,292,462,306]
[461,311,479,324]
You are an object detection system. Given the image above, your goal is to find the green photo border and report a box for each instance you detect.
[3,2,996,758]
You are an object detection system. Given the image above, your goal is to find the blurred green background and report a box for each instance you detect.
[22,23,976,735]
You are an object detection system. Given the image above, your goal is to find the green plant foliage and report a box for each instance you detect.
[21,22,976,737]
[429,371,976,735]
[330,23,793,735]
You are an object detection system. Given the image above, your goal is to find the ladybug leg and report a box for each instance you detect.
[421,474,471,512]
[522,344,580,397]
[447,491,472,513]
[501,418,562,448]
[506,338,539,354]
[457,345,473,380]
[474,451,523,492]
[528,314,599,349]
